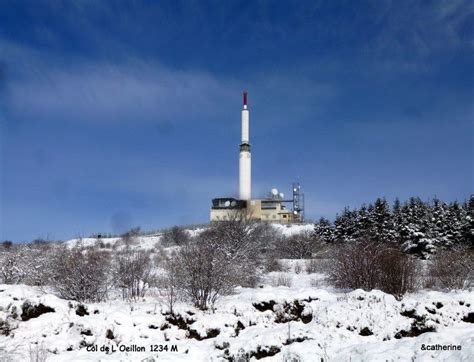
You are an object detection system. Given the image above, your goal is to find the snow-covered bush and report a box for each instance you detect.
[114,248,153,300]
[161,226,190,246]
[0,248,25,284]
[166,213,263,310]
[329,240,419,297]
[264,253,285,272]
[48,245,111,302]
[428,248,473,289]
[120,227,141,247]
[270,273,292,287]
[294,262,303,274]
[28,343,49,362]
[0,243,45,284]
[275,231,321,259]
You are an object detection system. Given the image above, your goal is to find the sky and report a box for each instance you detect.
[0,0,473,242]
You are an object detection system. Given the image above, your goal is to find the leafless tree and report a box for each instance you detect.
[159,258,181,315]
[0,244,29,284]
[274,231,322,259]
[329,240,419,298]
[161,226,190,246]
[114,248,154,300]
[428,247,473,289]
[166,211,264,310]
[120,227,141,247]
[48,245,111,302]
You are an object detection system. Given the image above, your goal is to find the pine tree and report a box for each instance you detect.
[333,207,358,242]
[444,201,467,247]
[355,204,372,240]
[464,196,474,247]
[370,198,394,242]
[430,198,449,247]
[392,198,403,241]
[401,197,434,257]
[314,217,334,243]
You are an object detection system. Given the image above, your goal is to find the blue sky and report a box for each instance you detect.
[0,0,473,241]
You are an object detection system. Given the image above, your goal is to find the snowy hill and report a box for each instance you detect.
[64,224,314,250]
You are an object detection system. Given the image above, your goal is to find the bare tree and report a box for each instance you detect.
[114,248,154,300]
[274,231,321,259]
[120,227,141,247]
[428,247,473,289]
[161,226,190,246]
[159,258,180,315]
[0,244,29,284]
[166,211,263,310]
[48,245,111,302]
[329,240,419,298]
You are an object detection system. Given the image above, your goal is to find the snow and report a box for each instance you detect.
[1,274,473,361]
[2,226,472,360]
[271,223,314,236]
[64,224,312,251]
[65,235,161,251]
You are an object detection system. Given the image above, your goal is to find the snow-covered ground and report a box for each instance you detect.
[2,226,473,361]
[1,273,473,361]
[64,224,312,251]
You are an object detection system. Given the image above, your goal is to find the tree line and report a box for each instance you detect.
[314,196,473,258]
[0,196,472,312]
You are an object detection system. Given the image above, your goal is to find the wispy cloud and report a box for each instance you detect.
[0,41,337,129]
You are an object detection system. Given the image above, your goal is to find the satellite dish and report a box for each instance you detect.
[230,200,236,207]
[279,193,284,199]
[271,188,278,196]
[224,200,231,207]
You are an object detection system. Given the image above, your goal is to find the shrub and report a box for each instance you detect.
[270,273,292,287]
[294,262,303,274]
[329,240,419,298]
[161,226,189,247]
[1,241,12,249]
[166,212,262,310]
[49,246,111,302]
[29,343,48,362]
[428,248,473,289]
[275,232,321,259]
[120,227,141,246]
[305,259,320,274]
[114,248,153,300]
[377,248,420,296]
[0,247,26,284]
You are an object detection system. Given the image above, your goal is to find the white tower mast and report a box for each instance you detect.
[239,91,251,200]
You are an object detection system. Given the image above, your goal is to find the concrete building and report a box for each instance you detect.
[210,92,304,223]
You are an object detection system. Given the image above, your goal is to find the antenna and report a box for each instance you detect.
[292,182,304,222]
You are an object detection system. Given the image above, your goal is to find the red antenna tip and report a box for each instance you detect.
[243,91,248,106]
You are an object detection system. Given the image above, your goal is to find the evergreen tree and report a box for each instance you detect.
[430,198,449,247]
[314,217,334,243]
[355,204,372,240]
[318,195,470,255]
[333,207,358,242]
[444,201,466,247]
[464,196,474,247]
[401,197,434,258]
[370,198,394,242]
[392,198,403,241]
